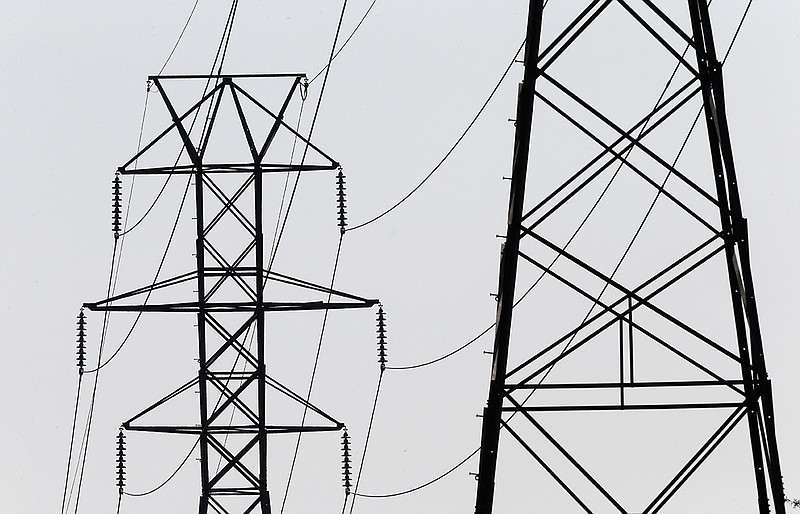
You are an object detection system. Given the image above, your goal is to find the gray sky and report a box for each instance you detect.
[1,1,798,513]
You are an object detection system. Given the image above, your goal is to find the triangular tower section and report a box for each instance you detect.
[116,74,339,177]
[85,268,378,313]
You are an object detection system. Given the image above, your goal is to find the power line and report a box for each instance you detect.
[347,370,384,514]
[309,0,378,84]
[267,0,350,267]
[346,39,525,232]
[355,447,480,499]
[280,234,346,513]
[158,0,201,76]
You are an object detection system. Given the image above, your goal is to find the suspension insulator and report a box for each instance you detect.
[336,169,347,234]
[341,429,352,495]
[116,429,126,494]
[377,306,387,371]
[112,173,123,239]
[76,308,87,375]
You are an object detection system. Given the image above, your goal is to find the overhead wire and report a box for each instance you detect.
[355,447,480,499]
[346,39,526,232]
[68,239,119,513]
[309,0,378,85]
[266,0,349,270]
[275,1,354,509]
[158,0,201,76]
[347,369,384,514]
[280,234,346,513]
[114,3,241,507]
[60,361,84,514]
[124,439,200,498]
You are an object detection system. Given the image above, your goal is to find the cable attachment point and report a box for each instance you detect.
[377,305,387,371]
[301,77,309,100]
[336,169,347,234]
[76,308,87,375]
[116,429,126,494]
[112,172,123,239]
[341,428,353,496]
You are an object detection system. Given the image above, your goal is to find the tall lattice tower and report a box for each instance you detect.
[85,74,377,513]
[475,1,786,513]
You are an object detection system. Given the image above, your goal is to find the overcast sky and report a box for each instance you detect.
[1,1,798,513]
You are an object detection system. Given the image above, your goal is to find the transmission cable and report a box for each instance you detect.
[67,239,119,514]
[279,234,346,513]
[346,39,525,232]
[60,353,85,514]
[267,0,349,270]
[347,369,384,514]
[275,1,353,508]
[309,0,378,84]
[355,447,480,499]
[158,0,200,76]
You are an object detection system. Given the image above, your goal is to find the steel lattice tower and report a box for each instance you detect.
[476,1,785,513]
[86,74,377,514]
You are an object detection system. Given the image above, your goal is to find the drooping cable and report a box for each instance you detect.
[267,0,349,270]
[355,447,480,499]
[157,0,201,76]
[279,234,345,513]
[346,370,384,514]
[123,439,200,497]
[309,0,378,84]
[346,39,525,232]
[69,238,119,513]
[60,310,87,514]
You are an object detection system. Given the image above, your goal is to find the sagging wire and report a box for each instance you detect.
[60,310,87,514]
[346,360,385,514]
[355,448,480,499]
[279,233,346,514]
[309,0,378,85]
[124,439,200,497]
[67,236,119,514]
[346,39,525,232]
[273,6,357,505]
[267,0,349,271]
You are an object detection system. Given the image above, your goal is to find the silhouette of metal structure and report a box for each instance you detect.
[476,1,785,513]
[86,74,377,514]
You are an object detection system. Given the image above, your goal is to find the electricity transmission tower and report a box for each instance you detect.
[86,74,377,514]
[476,1,786,513]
